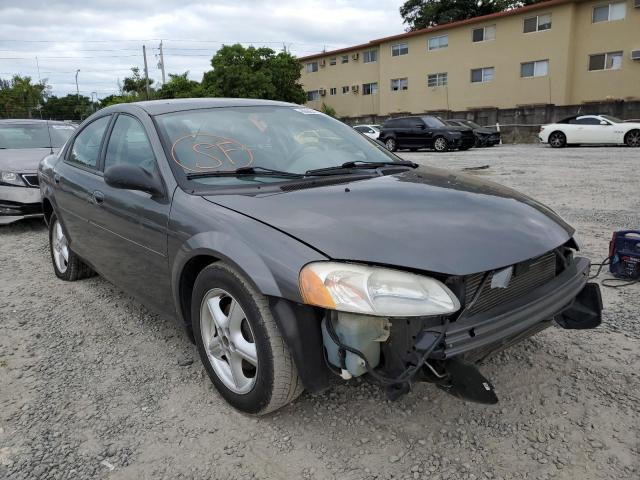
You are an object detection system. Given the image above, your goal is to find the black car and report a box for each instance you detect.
[446,119,501,147]
[380,115,475,152]
[39,99,602,415]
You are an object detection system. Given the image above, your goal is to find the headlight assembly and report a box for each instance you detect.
[299,262,460,317]
[1,171,26,187]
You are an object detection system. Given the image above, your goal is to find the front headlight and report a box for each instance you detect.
[299,262,460,317]
[1,171,26,187]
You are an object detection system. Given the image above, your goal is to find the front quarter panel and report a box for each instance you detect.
[168,189,328,323]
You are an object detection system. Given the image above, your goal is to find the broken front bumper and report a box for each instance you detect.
[419,257,601,361]
[0,185,43,225]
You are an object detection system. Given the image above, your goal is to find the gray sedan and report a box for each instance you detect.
[0,119,75,224]
[39,99,602,415]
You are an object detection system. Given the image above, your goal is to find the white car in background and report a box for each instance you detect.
[353,124,380,140]
[539,114,640,148]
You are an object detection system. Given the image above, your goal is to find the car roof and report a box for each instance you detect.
[114,98,299,116]
[0,119,71,125]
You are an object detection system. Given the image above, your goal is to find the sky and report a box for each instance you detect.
[0,0,406,98]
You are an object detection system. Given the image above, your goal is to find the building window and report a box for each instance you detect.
[390,78,408,91]
[521,59,549,77]
[428,35,448,50]
[592,2,626,23]
[342,85,350,94]
[523,13,552,33]
[362,82,378,95]
[588,51,623,71]
[306,90,320,101]
[391,43,409,56]
[329,57,337,66]
[305,62,318,73]
[472,25,496,42]
[329,87,337,96]
[427,72,448,87]
[341,55,349,64]
[471,67,495,83]
[363,49,378,63]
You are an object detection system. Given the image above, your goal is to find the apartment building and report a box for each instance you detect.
[299,0,640,118]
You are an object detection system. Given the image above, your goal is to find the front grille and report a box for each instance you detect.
[464,251,556,315]
[20,174,39,187]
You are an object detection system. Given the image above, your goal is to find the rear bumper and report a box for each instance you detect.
[423,257,598,360]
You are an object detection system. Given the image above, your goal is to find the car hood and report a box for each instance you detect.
[0,148,59,173]
[204,167,574,276]
[475,127,498,135]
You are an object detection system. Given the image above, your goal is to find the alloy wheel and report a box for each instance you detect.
[200,288,258,394]
[626,130,640,147]
[434,137,448,152]
[549,132,565,148]
[385,139,396,151]
[52,220,69,273]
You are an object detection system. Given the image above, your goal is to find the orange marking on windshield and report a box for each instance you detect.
[171,133,254,172]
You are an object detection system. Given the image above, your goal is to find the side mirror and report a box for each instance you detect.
[104,164,163,196]
[600,120,609,125]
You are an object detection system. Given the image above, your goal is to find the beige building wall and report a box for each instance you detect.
[300,0,640,117]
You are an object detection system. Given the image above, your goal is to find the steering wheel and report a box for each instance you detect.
[284,142,330,168]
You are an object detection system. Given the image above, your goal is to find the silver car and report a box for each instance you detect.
[0,119,75,224]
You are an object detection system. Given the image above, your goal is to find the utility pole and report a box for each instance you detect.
[35,57,41,82]
[75,69,80,100]
[142,45,151,100]
[158,40,166,85]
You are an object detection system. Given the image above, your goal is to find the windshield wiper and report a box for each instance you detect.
[186,166,305,180]
[305,160,418,176]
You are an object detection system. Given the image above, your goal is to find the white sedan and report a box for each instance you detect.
[353,124,380,140]
[539,114,640,148]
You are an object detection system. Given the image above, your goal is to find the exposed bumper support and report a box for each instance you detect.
[420,257,599,360]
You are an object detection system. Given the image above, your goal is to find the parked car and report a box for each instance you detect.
[353,124,380,140]
[40,99,602,414]
[380,115,475,152]
[0,119,75,225]
[446,119,500,147]
[539,114,640,148]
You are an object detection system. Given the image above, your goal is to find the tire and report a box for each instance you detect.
[384,138,397,152]
[624,129,640,148]
[192,262,303,415]
[433,136,449,152]
[49,213,94,281]
[548,131,566,148]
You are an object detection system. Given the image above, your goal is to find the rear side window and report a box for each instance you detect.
[104,115,157,173]
[68,116,111,169]
[574,117,602,125]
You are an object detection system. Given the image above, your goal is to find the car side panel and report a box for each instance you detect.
[168,189,328,325]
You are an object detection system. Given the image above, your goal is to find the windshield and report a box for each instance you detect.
[422,116,446,128]
[600,115,622,124]
[0,123,75,149]
[155,106,399,186]
[462,120,482,129]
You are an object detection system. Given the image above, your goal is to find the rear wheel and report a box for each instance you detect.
[433,136,449,152]
[624,129,640,147]
[192,262,302,415]
[385,138,397,152]
[548,131,566,148]
[49,214,94,281]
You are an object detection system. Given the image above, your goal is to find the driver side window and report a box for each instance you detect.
[104,115,157,174]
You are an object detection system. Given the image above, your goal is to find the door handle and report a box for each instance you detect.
[91,190,105,205]
[53,173,60,184]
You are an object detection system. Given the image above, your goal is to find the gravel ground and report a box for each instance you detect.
[1,144,639,480]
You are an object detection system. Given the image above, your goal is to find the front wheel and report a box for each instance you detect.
[548,131,566,148]
[625,129,640,147]
[384,138,398,152]
[192,262,302,415]
[433,136,449,152]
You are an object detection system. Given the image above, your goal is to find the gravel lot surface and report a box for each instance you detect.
[1,144,639,480]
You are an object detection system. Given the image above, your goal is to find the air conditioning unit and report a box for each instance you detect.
[631,50,640,61]
[352,53,359,61]
[319,88,327,96]
[319,59,326,67]
[351,85,359,93]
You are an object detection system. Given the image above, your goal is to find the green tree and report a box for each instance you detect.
[320,103,337,118]
[202,44,306,103]
[122,67,154,97]
[41,94,94,121]
[157,72,204,99]
[0,75,49,119]
[400,0,539,30]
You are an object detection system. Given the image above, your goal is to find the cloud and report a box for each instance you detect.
[0,0,405,98]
